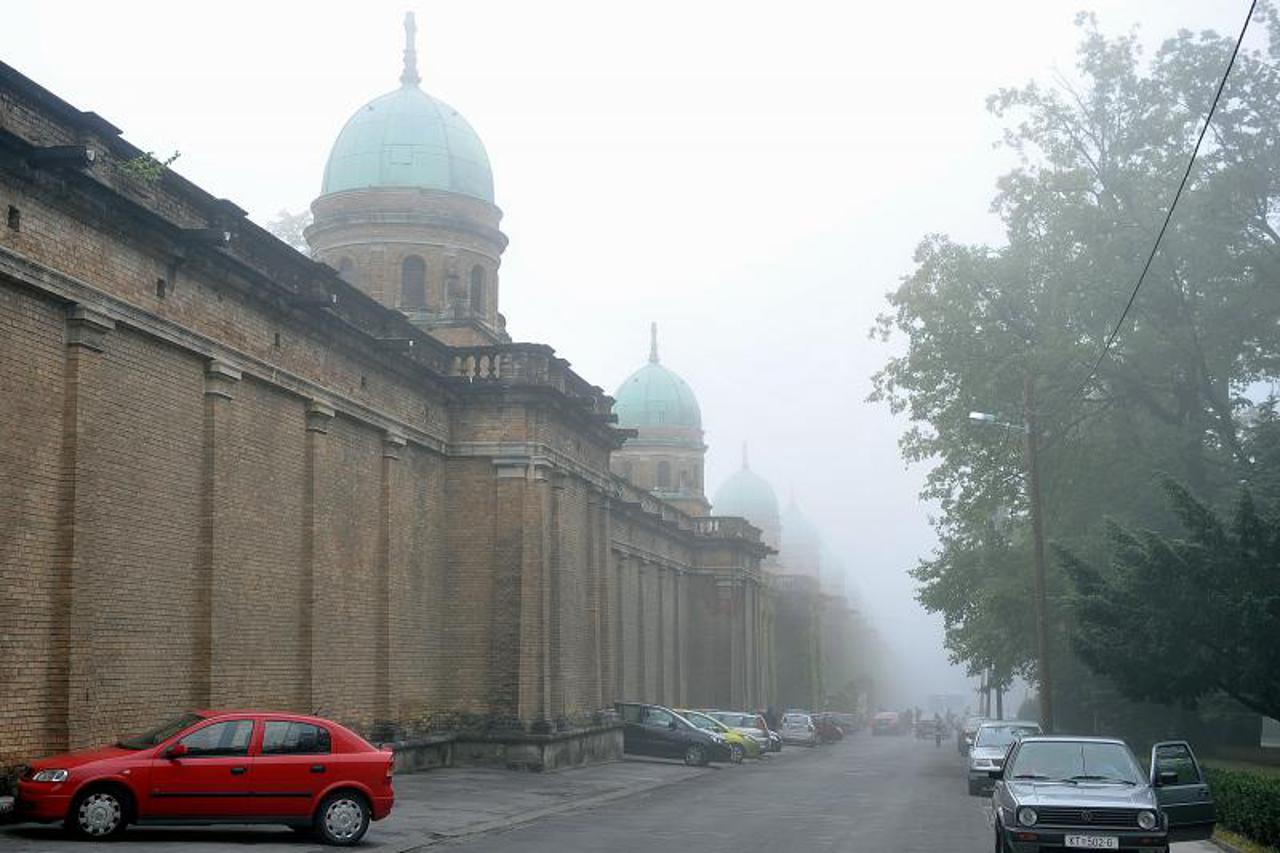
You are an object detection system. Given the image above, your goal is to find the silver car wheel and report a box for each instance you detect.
[78,792,122,836]
[323,797,364,842]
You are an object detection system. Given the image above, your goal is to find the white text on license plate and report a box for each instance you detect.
[1065,835,1119,850]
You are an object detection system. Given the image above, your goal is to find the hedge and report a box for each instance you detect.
[1204,766,1280,849]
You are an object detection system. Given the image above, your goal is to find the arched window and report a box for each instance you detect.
[656,461,671,489]
[401,256,426,309]
[337,256,358,286]
[620,460,633,480]
[469,265,486,314]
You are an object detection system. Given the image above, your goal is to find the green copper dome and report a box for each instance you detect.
[320,15,493,202]
[714,451,779,525]
[613,325,703,432]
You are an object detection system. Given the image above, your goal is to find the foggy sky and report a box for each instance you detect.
[3,0,1254,708]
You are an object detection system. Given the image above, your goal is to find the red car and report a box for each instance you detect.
[15,710,394,845]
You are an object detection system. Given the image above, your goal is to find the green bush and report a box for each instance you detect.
[1205,766,1280,849]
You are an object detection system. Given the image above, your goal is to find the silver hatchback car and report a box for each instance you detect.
[967,720,1042,796]
[779,712,817,746]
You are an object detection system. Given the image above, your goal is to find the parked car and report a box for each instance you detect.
[811,713,845,744]
[828,712,861,734]
[678,710,760,762]
[871,711,902,736]
[957,714,987,755]
[966,720,1042,796]
[779,712,818,747]
[710,711,779,753]
[615,702,731,766]
[990,736,1215,853]
[13,710,394,845]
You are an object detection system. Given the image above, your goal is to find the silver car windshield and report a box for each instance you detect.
[1008,741,1144,784]
[974,725,1040,748]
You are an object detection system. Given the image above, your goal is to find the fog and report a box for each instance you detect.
[4,0,1253,710]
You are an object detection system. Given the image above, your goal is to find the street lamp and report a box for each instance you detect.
[968,375,1054,734]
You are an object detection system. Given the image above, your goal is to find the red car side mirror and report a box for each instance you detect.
[164,743,188,760]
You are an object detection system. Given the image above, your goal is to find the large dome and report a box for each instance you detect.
[320,16,493,204]
[612,325,702,433]
[714,461,779,526]
[321,85,493,202]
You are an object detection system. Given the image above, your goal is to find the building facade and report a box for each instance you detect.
[0,18,783,775]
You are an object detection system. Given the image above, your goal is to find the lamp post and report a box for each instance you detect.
[968,374,1054,733]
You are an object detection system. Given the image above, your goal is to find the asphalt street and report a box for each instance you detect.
[444,733,991,852]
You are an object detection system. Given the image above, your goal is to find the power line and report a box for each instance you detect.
[1058,0,1258,413]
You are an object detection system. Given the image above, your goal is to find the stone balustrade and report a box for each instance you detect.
[448,344,613,417]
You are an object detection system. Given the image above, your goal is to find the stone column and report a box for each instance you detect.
[613,550,625,700]
[655,564,666,705]
[302,399,334,711]
[58,305,114,750]
[201,360,241,708]
[375,430,406,728]
[636,560,647,700]
[548,472,566,722]
[491,458,552,728]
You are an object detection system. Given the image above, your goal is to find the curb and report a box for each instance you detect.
[1210,835,1250,853]
[395,765,716,852]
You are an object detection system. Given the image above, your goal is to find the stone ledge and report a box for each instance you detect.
[389,723,624,774]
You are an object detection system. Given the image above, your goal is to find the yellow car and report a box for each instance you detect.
[678,709,761,762]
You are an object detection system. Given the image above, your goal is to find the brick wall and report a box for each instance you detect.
[0,66,784,770]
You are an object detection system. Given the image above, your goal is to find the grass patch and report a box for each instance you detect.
[1217,826,1280,853]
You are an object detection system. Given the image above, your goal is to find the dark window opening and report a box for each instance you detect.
[402,255,427,309]
[469,265,486,314]
[337,256,357,286]
[6,205,19,231]
[262,721,331,755]
[155,278,167,299]
[360,375,368,389]
[273,331,281,348]
[178,719,254,757]
[657,461,671,488]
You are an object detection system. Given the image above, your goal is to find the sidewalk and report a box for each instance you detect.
[0,755,754,852]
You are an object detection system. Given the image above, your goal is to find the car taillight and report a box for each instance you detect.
[386,758,395,780]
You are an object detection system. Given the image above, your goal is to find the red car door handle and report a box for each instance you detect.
[230,766,247,775]
[310,764,326,773]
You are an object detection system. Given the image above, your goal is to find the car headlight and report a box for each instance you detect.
[1138,811,1157,830]
[32,769,69,783]
[1017,807,1038,827]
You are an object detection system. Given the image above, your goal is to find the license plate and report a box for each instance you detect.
[1065,835,1118,849]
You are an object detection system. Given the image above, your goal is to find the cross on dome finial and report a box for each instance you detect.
[400,11,421,87]
[649,322,659,363]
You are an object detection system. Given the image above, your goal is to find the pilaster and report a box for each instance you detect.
[58,304,114,750]
[201,359,241,707]
[302,398,334,710]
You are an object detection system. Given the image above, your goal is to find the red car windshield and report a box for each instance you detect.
[116,712,205,750]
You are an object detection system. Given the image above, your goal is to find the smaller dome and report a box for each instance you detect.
[612,324,702,433]
[715,455,779,526]
[613,363,702,431]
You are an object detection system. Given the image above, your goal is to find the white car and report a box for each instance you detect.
[779,712,817,746]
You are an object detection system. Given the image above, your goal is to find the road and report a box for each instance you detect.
[0,733,1220,852]
[450,733,993,852]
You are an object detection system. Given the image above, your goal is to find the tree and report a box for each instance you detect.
[870,8,1280,712]
[265,208,312,256]
[1059,481,1280,722]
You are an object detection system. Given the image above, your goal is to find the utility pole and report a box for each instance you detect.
[1023,375,1054,733]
